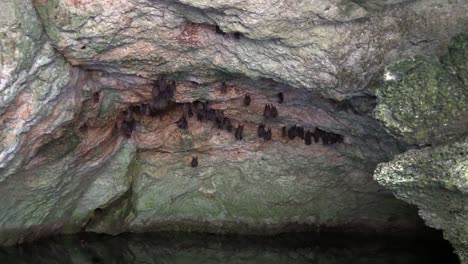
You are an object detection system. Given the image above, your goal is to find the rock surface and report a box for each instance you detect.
[374,33,468,146]
[33,0,467,99]
[0,0,467,261]
[373,31,468,263]
[375,138,468,263]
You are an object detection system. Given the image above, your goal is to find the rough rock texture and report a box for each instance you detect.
[33,0,467,99]
[373,32,468,263]
[1,0,467,258]
[374,33,468,146]
[375,138,468,263]
[450,33,468,87]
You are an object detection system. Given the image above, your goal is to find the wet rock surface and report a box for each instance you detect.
[375,138,468,263]
[373,31,468,263]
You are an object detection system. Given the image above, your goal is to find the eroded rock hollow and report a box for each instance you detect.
[1,0,467,261]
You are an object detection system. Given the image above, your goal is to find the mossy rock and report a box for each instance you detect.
[374,137,468,263]
[449,32,468,86]
[374,33,468,146]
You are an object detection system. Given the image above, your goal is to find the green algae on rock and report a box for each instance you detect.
[374,34,468,146]
[82,147,424,236]
[448,32,468,87]
[373,34,468,262]
[374,137,468,263]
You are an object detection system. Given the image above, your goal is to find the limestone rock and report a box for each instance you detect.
[0,0,135,245]
[449,32,468,87]
[0,0,467,258]
[374,138,468,263]
[33,0,468,99]
[374,51,468,146]
[373,32,468,263]
[78,75,422,237]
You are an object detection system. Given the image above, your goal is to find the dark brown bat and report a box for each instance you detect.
[93,92,100,103]
[277,92,283,104]
[264,128,272,141]
[215,110,224,120]
[244,95,251,107]
[150,97,169,112]
[282,126,287,137]
[141,104,151,116]
[191,156,198,167]
[122,119,135,138]
[176,116,188,129]
[297,126,304,139]
[329,131,344,145]
[312,128,320,143]
[79,123,88,133]
[152,80,161,99]
[270,105,278,118]
[197,112,204,122]
[207,109,216,121]
[215,117,223,129]
[184,103,193,118]
[263,104,271,118]
[123,110,133,123]
[201,101,208,111]
[223,118,233,132]
[131,105,141,115]
[288,125,297,139]
[322,132,330,145]
[257,124,266,138]
[305,130,312,145]
[235,125,244,140]
[220,82,227,93]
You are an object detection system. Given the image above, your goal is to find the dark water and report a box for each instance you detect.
[0,231,459,264]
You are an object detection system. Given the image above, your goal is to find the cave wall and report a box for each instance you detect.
[374,32,468,263]
[0,0,467,257]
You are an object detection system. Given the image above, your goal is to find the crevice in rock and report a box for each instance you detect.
[81,186,135,234]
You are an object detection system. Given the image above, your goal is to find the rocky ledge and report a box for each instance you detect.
[375,138,468,263]
[374,32,468,262]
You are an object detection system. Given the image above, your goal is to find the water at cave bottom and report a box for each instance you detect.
[0,231,459,264]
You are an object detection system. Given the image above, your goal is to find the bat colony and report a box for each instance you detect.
[104,78,345,166]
